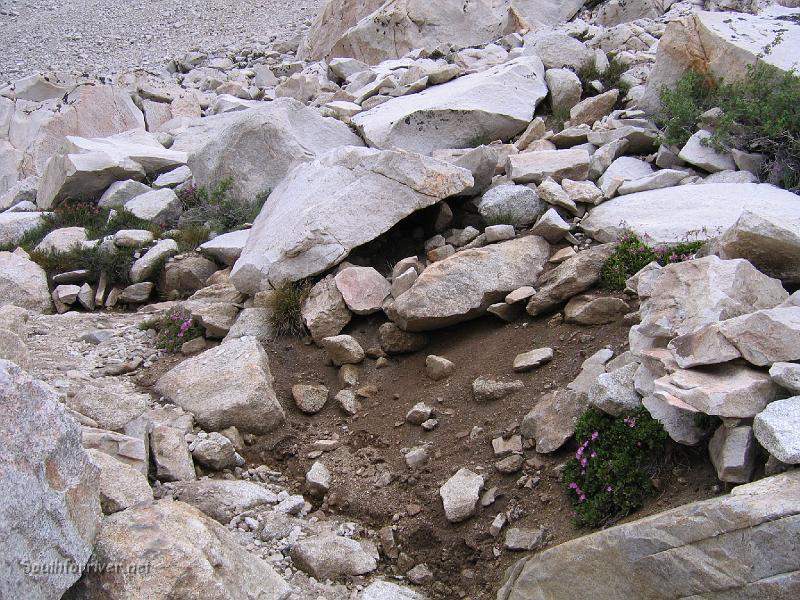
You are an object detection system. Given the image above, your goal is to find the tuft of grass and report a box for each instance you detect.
[265,281,311,337]
[562,408,668,529]
[658,62,800,192]
[600,231,704,290]
[171,225,211,252]
[30,244,136,287]
[177,178,267,233]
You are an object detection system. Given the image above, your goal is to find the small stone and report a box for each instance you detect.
[181,336,206,355]
[426,355,455,381]
[492,435,523,457]
[379,322,428,354]
[406,402,434,425]
[490,513,508,537]
[473,377,524,402]
[405,446,430,469]
[407,564,434,585]
[306,461,331,497]
[495,454,524,474]
[504,527,546,551]
[440,468,484,523]
[513,347,554,372]
[421,418,439,431]
[321,335,365,365]
[485,224,516,243]
[191,432,240,471]
[335,389,359,415]
[292,384,329,414]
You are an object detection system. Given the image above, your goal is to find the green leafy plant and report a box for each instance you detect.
[139,307,204,353]
[563,408,668,528]
[600,231,704,290]
[265,281,311,337]
[658,62,800,191]
[177,178,266,233]
[577,57,631,102]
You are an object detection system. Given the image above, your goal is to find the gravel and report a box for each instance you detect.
[0,0,323,82]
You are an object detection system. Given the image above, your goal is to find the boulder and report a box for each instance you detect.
[523,31,594,70]
[0,360,100,600]
[596,0,675,26]
[640,7,800,113]
[199,229,250,266]
[564,295,629,325]
[301,275,352,344]
[86,449,153,515]
[230,146,472,293]
[163,256,219,296]
[653,363,782,418]
[678,130,736,173]
[642,394,705,446]
[521,389,587,453]
[361,581,427,600]
[124,188,182,227]
[191,432,241,470]
[0,250,52,313]
[321,334,365,365]
[379,322,428,354]
[770,362,800,395]
[0,211,46,247]
[439,468,484,523]
[292,384,330,414]
[545,68,583,114]
[390,236,550,331]
[36,130,186,210]
[526,244,615,316]
[67,384,148,431]
[168,479,278,523]
[589,363,642,416]
[67,500,292,600]
[154,336,285,434]
[150,424,195,482]
[581,183,800,244]
[497,472,800,599]
[171,99,363,202]
[754,397,800,464]
[290,534,377,579]
[34,226,87,254]
[113,229,153,248]
[352,57,547,155]
[636,256,788,340]
[98,179,153,209]
[529,208,571,243]
[568,89,620,128]
[478,184,547,227]
[716,209,800,284]
[597,156,654,197]
[130,239,179,283]
[708,425,756,483]
[507,149,590,184]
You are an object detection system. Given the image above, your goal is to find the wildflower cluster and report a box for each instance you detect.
[562,408,668,528]
[600,231,704,290]
[139,308,204,353]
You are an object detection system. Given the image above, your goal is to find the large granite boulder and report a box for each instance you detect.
[299,0,586,63]
[154,336,285,434]
[0,250,53,313]
[352,56,548,155]
[498,472,800,599]
[581,183,800,244]
[389,236,551,331]
[67,500,291,600]
[230,146,472,293]
[0,211,47,247]
[640,7,800,113]
[170,99,363,202]
[36,130,187,209]
[0,360,101,600]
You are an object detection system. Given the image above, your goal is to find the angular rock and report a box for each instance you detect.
[119,282,153,304]
[322,334,365,365]
[86,449,152,515]
[521,389,587,453]
[335,266,390,315]
[642,394,704,446]
[526,244,615,316]
[163,256,218,296]
[473,377,524,402]
[231,146,472,293]
[68,500,291,600]
[0,250,52,313]
[292,384,330,414]
[360,580,426,600]
[770,362,800,395]
[98,179,152,208]
[589,363,642,416]
[130,238,179,283]
[151,424,195,482]
[124,188,182,227]
[508,149,590,184]
[34,226,87,254]
[754,397,800,464]
[478,184,546,228]
[564,295,629,325]
[155,336,285,434]
[568,89,619,128]
[171,99,363,202]
[529,208,571,243]
[440,468,484,523]
[709,425,755,484]
[199,229,250,266]
[504,527,546,552]
[301,274,352,344]
[513,347,554,372]
[1,361,100,600]
[426,355,455,381]
[67,384,148,431]
[678,130,736,173]
[353,57,547,155]
[168,479,278,524]
[290,534,377,579]
[191,432,240,470]
[545,69,582,115]
[378,322,428,354]
[306,461,332,497]
[391,236,550,331]
[497,471,800,599]
[0,211,46,247]
[113,228,153,248]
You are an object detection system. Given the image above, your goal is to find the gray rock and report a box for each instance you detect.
[426,355,455,381]
[301,275,352,344]
[171,98,363,202]
[290,534,377,580]
[306,461,332,497]
[508,149,590,184]
[642,394,704,446]
[155,336,285,434]
[754,397,800,464]
[0,361,100,600]
[199,229,250,266]
[0,211,46,247]
[440,468,484,523]
[335,266,390,315]
[124,188,182,227]
[292,384,330,414]
[169,479,278,524]
[568,89,619,128]
[406,402,434,426]
[68,500,291,600]
[191,432,240,471]
[379,322,428,354]
[513,347,554,372]
[192,302,239,339]
[67,384,148,431]
[709,425,755,483]
[353,57,547,155]
[473,377,524,402]
[545,68,582,114]
[322,334,365,365]
[113,228,153,248]
[678,130,736,173]
[391,236,550,331]
[0,327,29,368]
[521,389,587,453]
[497,471,800,599]
[98,179,152,209]
[151,424,195,482]
[130,238,179,283]
[34,226,87,254]
[504,527,546,552]
[86,449,152,515]
[529,208,571,243]
[360,581,427,600]
[564,295,629,325]
[589,363,642,416]
[231,146,472,293]
[478,184,546,227]
[770,362,800,395]
[163,255,218,295]
[119,282,153,303]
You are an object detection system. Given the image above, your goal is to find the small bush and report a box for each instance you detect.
[577,57,631,102]
[171,225,211,252]
[139,307,204,353]
[562,408,668,528]
[658,62,800,192]
[30,244,136,287]
[105,209,161,238]
[177,178,266,233]
[600,231,704,290]
[265,281,311,337]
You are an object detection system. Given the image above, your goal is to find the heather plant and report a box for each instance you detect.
[600,231,704,290]
[563,408,668,528]
[139,307,204,353]
[177,177,267,232]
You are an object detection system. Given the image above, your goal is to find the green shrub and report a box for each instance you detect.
[30,244,136,288]
[658,62,800,191]
[600,231,704,290]
[562,408,668,528]
[265,281,311,337]
[177,178,266,233]
[139,307,204,353]
[577,57,631,102]
[171,225,211,252]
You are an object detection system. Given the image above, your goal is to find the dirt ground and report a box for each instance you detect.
[139,300,720,599]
